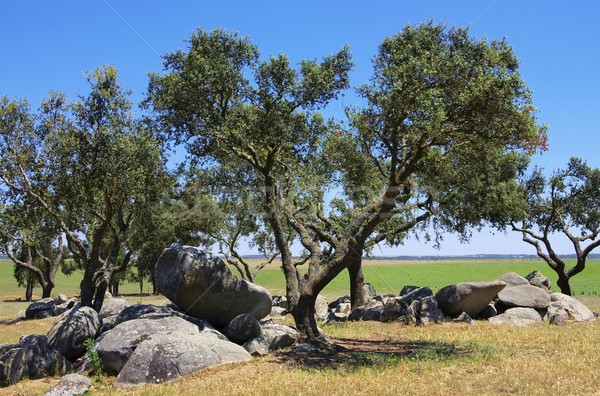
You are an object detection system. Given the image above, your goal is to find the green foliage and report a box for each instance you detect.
[145,24,548,337]
[347,22,546,244]
[84,338,104,377]
[13,262,38,289]
[0,66,170,308]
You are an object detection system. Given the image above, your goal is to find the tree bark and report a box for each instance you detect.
[347,257,365,308]
[41,283,53,299]
[291,293,320,341]
[92,280,108,312]
[152,277,158,295]
[25,280,34,302]
[80,263,96,308]
[556,272,572,296]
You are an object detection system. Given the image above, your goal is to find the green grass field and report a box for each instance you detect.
[252,258,600,299]
[1,257,598,307]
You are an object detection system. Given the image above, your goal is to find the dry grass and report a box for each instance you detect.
[1,258,598,395]
[1,318,599,396]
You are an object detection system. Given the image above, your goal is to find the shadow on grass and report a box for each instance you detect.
[274,337,474,371]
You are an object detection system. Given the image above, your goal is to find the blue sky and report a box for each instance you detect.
[1,1,598,255]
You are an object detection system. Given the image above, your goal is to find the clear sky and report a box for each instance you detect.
[1,1,598,256]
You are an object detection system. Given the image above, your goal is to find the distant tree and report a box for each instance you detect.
[511,158,600,295]
[0,66,168,311]
[147,25,546,340]
[13,264,38,302]
[0,101,64,300]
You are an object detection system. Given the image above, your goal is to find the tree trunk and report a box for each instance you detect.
[41,283,53,299]
[291,293,320,341]
[80,269,96,308]
[556,272,572,296]
[92,280,108,312]
[347,257,365,308]
[25,280,34,302]
[137,265,144,295]
[152,277,158,295]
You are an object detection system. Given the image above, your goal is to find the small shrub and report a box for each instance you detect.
[84,338,104,377]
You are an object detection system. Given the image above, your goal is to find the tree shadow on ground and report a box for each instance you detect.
[274,337,472,371]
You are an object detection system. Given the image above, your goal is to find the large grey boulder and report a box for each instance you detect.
[222,314,262,345]
[243,320,299,355]
[112,304,211,330]
[47,307,101,361]
[489,307,543,326]
[26,298,56,320]
[155,246,272,327]
[43,373,92,396]
[53,299,77,317]
[259,319,300,351]
[115,332,252,386]
[349,299,384,322]
[0,335,70,387]
[54,294,69,305]
[380,297,408,322]
[497,284,551,309]
[362,305,384,321]
[497,272,530,287]
[545,303,568,325]
[380,287,438,324]
[549,292,595,322]
[436,281,507,318]
[96,316,205,374]
[526,270,551,291]
[99,298,130,320]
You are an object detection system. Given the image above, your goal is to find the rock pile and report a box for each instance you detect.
[155,246,272,327]
[1,256,597,392]
[270,271,596,329]
[0,335,71,387]
[1,246,298,390]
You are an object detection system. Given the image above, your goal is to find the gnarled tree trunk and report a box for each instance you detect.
[347,256,365,308]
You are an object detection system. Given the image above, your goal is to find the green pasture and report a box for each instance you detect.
[254,258,600,299]
[2,257,597,304]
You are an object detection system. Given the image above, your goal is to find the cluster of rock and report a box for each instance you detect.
[487,271,596,326]
[2,247,598,392]
[3,294,79,324]
[432,270,596,326]
[1,246,297,390]
[0,335,70,387]
[270,271,596,329]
